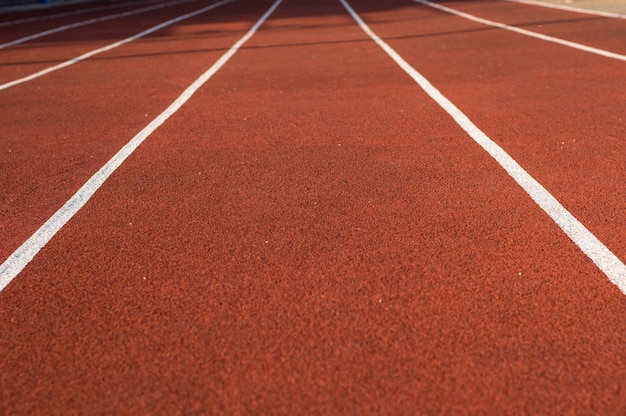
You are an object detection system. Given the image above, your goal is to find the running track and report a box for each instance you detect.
[1,0,625,413]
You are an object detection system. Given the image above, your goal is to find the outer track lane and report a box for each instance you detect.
[428,0,626,55]
[2,0,626,414]
[0,0,274,262]
[0,1,180,46]
[0,0,224,83]
[0,0,155,26]
[349,0,625,266]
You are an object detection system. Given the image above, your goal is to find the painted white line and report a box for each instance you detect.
[504,0,626,19]
[0,0,235,91]
[340,0,626,294]
[0,0,199,50]
[0,0,284,292]
[413,0,626,62]
[0,0,157,28]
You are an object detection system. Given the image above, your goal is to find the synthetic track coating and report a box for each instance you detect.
[1,0,625,414]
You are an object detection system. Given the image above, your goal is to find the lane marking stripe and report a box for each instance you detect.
[0,0,201,50]
[0,0,159,28]
[413,0,626,62]
[504,0,626,19]
[340,0,626,294]
[0,0,236,91]
[0,0,284,292]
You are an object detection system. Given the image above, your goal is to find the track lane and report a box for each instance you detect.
[0,0,202,48]
[2,0,626,413]
[0,0,236,91]
[0,0,274,262]
[349,0,625,273]
[342,0,625,290]
[420,0,626,56]
[0,0,224,84]
[0,0,161,28]
[0,0,280,289]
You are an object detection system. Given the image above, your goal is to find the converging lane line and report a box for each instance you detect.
[0,0,284,292]
[413,0,626,62]
[0,0,236,91]
[0,0,200,50]
[339,0,626,294]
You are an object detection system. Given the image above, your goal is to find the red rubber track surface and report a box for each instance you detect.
[1,0,625,414]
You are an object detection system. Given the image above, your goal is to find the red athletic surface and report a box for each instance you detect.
[1,0,625,413]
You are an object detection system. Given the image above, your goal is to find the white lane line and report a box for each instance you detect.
[0,0,157,28]
[0,0,235,91]
[413,0,626,62]
[340,0,626,294]
[0,0,284,292]
[0,0,200,50]
[504,0,626,19]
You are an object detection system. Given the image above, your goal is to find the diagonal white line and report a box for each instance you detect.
[0,0,285,292]
[0,0,236,91]
[504,0,626,19]
[413,0,626,62]
[0,0,200,50]
[340,0,626,294]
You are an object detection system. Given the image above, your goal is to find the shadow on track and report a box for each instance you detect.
[1,0,608,54]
